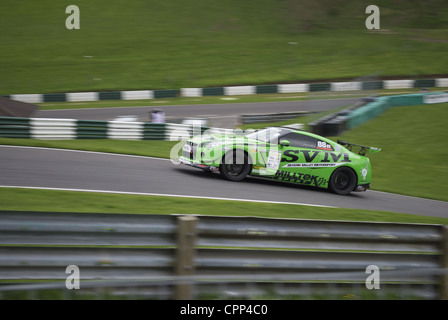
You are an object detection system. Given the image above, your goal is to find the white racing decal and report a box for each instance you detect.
[266,150,282,170]
[282,163,345,168]
[362,168,368,180]
[317,141,333,150]
[362,160,369,180]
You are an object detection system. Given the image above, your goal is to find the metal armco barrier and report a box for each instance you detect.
[309,91,448,136]
[309,100,367,136]
[0,211,447,300]
[240,111,313,124]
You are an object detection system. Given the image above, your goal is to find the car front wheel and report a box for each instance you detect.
[220,150,251,182]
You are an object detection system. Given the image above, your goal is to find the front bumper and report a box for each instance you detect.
[179,157,220,173]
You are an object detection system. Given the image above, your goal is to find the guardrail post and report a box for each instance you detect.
[174,215,198,300]
[440,226,448,300]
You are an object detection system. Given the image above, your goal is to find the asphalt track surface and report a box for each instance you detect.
[37,97,360,128]
[1,145,447,218]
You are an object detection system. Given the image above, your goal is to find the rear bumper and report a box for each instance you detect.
[354,183,370,192]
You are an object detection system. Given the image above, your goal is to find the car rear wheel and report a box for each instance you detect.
[220,150,251,182]
[329,167,357,195]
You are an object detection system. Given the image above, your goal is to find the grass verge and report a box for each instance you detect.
[329,103,448,201]
[0,139,179,159]
[1,1,448,94]
[1,187,447,225]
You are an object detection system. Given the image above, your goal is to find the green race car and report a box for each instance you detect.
[178,127,380,195]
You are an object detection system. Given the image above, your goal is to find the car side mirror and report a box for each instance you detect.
[279,140,290,147]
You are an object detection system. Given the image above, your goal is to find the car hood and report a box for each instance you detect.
[189,133,260,146]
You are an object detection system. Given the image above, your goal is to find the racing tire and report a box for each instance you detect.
[329,167,357,195]
[220,150,251,182]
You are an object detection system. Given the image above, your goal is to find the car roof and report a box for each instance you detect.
[267,127,335,143]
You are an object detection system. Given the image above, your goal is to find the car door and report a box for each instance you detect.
[275,132,328,187]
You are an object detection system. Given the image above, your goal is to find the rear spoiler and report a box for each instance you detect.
[337,140,381,155]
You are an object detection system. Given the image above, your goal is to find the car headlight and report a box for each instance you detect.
[204,141,224,148]
[182,142,191,153]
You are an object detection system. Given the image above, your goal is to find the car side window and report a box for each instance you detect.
[281,133,332,150]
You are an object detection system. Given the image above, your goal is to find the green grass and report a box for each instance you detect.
[0,139,178,159]
[36,93,331,111]
[1,0,447,94]
[1,187,447,225]
[330,103,448,201]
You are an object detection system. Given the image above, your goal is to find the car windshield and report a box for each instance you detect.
[244,128,291,143]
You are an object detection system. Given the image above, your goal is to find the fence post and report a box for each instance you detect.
[174,215,198,300]
[440,226,448,300]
